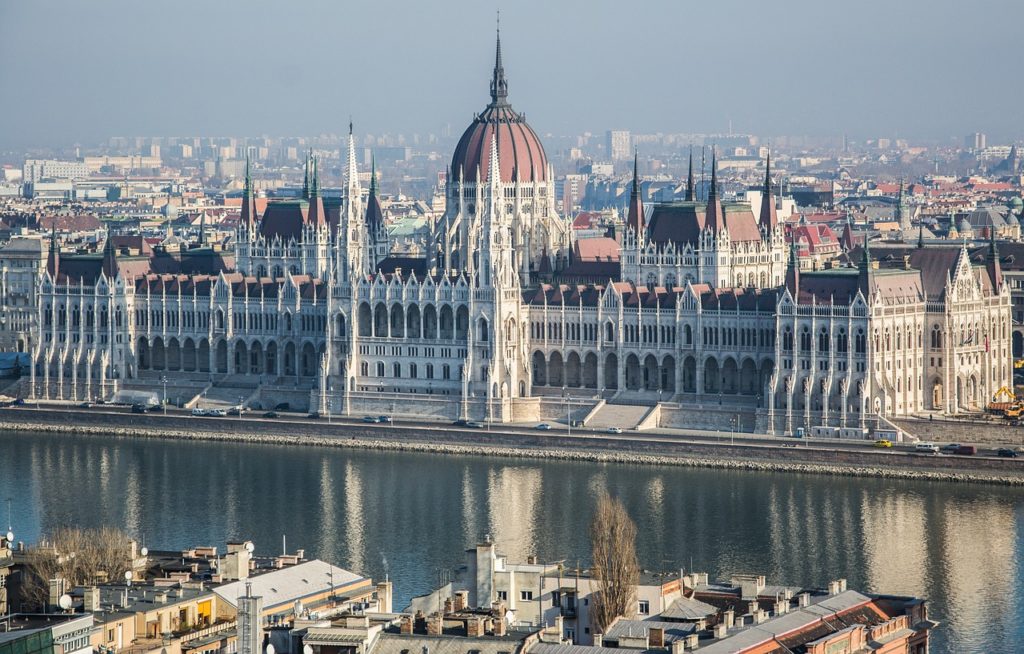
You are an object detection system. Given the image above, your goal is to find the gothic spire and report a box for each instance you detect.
[704,149,723,232]
[685,147,695,202]
[627,149,644,236]
[102,230,118,279]
[917,221,925,249]
[489,17,509,106]
[302,151,311,200]
[241,153,257,226]
[988,231,1003,289]
[785,236,799,297]
[759,151,778,231]
[46,223,59,279]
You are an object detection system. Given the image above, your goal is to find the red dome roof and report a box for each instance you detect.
[450,32,548,184]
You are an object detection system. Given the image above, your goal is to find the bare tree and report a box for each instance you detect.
[20,527,133,610]
[590,491,639,633]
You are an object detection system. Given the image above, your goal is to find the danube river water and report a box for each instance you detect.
[1,431,1022,653]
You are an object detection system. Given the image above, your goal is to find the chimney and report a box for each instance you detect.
[400,616,413,635]
[754,610,768,624]
[414,611,427,634]
[685,633,699,650]
[798,593,811,607]
[648,627,665,648]
[747,601,758,616]
[837,579,847,593]
[466,617,483,637]
[592,634,603,647]
[453,590,468,612]
[773,600,787,616]
[426,613,443,636]
[671,640,685,654]
[722,610,734,630]
[376,581,393,614]
[443,598,454,615]
[296,549,305,560]
[712,623,727,639]
[828,581,839,596]
[493,617,507,637]
[83,586,101,612]
[554,615,564,638]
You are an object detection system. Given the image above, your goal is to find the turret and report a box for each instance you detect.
[785,236,799,297]
[46,224,60,280]
[307,155,326,228]
[705,150,723,233]
[102,232,118,279]
[626,150,644,238]
[685,148,695,202]
[758,151,778,231]
[241,154,257,227]
[987,233,1003,290]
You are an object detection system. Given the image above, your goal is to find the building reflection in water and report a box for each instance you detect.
[3,433,1024,654]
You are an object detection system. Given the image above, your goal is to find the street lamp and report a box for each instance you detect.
[160,375,167,414]
[238,395,244,424]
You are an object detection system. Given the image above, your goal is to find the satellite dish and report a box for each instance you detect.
[140,547,148,557]
[124,571,133,581]
[266,645,275,654]
[58,594,73,610]
[4,531,12,543]
[303,646,313,654]
[245,542,255,553]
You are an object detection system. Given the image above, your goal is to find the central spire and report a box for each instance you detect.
[489,16,509,106]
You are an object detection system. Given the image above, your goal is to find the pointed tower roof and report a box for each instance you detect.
[308,155,326,228]
[759,152,778,231]
[987,232,1003,289]
[685,148,695,202]
[46,224,60,280]
[241,154,257,226]
[102,232,118,279]
[490,16,509,107]
[858,234,874,296]
[627,150,644,236]
[840,213,856,252]
[704,150,724,232]
[365,154,384,233]
[302,151,311,200]
[785,236,799,297]
[917,222,925,249]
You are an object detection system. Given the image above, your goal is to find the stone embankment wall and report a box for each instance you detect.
[2,408,1023,486]
[894,417,1024,446]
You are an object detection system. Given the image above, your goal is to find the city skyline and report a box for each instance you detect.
[2,0,1023,148]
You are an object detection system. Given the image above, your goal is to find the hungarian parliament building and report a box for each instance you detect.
[26,33,1012,433]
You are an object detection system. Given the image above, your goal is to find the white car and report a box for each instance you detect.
[191,408,206,416]
[535,423,552,430]
[606,427,623,434]
[915,442,940,454]
[208,409,227,417]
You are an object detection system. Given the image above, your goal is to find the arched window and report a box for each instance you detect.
[800,327,811,352]
[818,328,829,353]
[393,363,402,378]
[837,328,848,353]
[855,329,866,354]
[931,325,942,349]
[783,327,793,351]
[605,322,614,342]
[684,324,692,345]
[376,361,385,377]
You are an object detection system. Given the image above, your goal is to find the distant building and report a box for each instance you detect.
[606,130,631,161]
[22,159,88,184]
[965,132,987,151]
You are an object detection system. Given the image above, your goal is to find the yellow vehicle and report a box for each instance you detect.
[1006,405,1024,419]
[874,439,893,448]
[1014,359,1024,369]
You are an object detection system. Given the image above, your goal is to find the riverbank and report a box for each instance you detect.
[3,407,1024,487]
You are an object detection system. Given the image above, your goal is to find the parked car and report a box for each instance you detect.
[208,409,227,417]
[996,448,1018,458]
[131,404,147,414]
[873,439,894,448]
[914,442,940,454]
[452,419,468,427]
[954,445,977,456]
[362,416,379,423]
[13,398,25,406]
[378,415,393,423]
[227,406,244,416]
[262,411,279,419]
[535,423,552,430]
[465,421,484,428]
[606,427,623,434]
[940,443,962,453]
[192,408,206,416]
[78,402,92,408]
[307,412,321,419]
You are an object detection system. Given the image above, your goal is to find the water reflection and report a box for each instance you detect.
[1,432,1022,654]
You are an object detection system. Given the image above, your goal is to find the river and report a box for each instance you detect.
[1,430,1021,653]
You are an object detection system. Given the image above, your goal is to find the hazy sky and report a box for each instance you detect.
[2,0,1021,148]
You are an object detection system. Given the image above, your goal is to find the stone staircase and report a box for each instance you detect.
[585,403,653,430]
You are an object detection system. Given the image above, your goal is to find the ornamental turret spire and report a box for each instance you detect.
[489,17,509,106]
[685,148,695,201]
